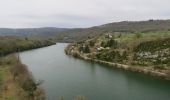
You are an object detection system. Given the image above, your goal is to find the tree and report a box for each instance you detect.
[84,45,90,53]
[135,33,142,39]
[89,41,95,47]
[106,39,117,48]
[122,51,128,60]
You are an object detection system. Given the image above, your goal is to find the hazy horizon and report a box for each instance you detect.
[1,0,170,28]
[0,19,170,29]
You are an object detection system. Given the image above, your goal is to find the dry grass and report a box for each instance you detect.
[0,55,45,100]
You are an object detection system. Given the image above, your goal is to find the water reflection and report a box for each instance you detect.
[20,43,170,100]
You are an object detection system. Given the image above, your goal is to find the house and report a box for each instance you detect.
[105,33,113,39]
[97,47,104,51]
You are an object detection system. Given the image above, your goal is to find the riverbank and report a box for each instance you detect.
[0,36,56,99]
[0,36,56,56]
[65,44,170,81]
[19,43,170,100]
[0,55,45,100]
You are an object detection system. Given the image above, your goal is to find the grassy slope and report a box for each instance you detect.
[0,55,45,100]
[65,31,170,79]
[0,55,26,99]
[0,36,55,100]
[55,20,170,42]
[1,19,170,42]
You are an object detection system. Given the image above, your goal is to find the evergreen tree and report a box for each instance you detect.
[83,45,90,53]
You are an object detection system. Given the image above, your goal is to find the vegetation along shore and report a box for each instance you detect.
[0,36,55,100]
[65,31,170,80]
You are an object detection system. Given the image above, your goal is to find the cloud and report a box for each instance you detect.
[0,0,170,28]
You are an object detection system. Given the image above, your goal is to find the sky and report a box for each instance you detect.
[0,0,170,28]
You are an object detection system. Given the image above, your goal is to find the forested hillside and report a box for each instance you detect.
[65,31,170,79]
[0,36,55,56]
[1,20,170,42]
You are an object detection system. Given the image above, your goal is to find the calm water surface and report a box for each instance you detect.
[20,43,170,100]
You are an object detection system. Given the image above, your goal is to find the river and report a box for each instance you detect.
[20,43,170,100]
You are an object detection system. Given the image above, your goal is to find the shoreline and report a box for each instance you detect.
[0,54,46,100]
[65,49,170,81]
[0,41,56,99]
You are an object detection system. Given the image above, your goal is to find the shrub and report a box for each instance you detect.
[10,63,41,98]
[101,39,118,48]
[84,45,90,53]
[79,45,90,53]
[168,70,170,77]
[89,41,95,47]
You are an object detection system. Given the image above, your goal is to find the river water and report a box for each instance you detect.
[20,43,170,100]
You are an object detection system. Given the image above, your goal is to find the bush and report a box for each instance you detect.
[89,41,95,47]
[167,70,170,78]
[95,50,123,63]
[134,38,170,52]
[101,39,117,48]
[84,45,90,53]
[10,63,40,98]
[79,45,90,53]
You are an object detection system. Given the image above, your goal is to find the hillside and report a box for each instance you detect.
[0,55,45,100]
[0,36,55,56]
[58,20,170,42]
[65,31,170,80]
[1,20,170,42]
[0,36,56,99]
[0,27,68,36]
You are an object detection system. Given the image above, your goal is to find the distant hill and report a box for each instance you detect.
[1,19,170,42]
[0,27,68,36]
[100,19,170,32]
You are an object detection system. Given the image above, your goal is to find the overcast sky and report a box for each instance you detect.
[0,0,170,28]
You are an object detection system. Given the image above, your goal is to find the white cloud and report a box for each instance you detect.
[0,0,170,28]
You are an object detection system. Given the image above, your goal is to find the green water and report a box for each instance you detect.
[20,43,170,100]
